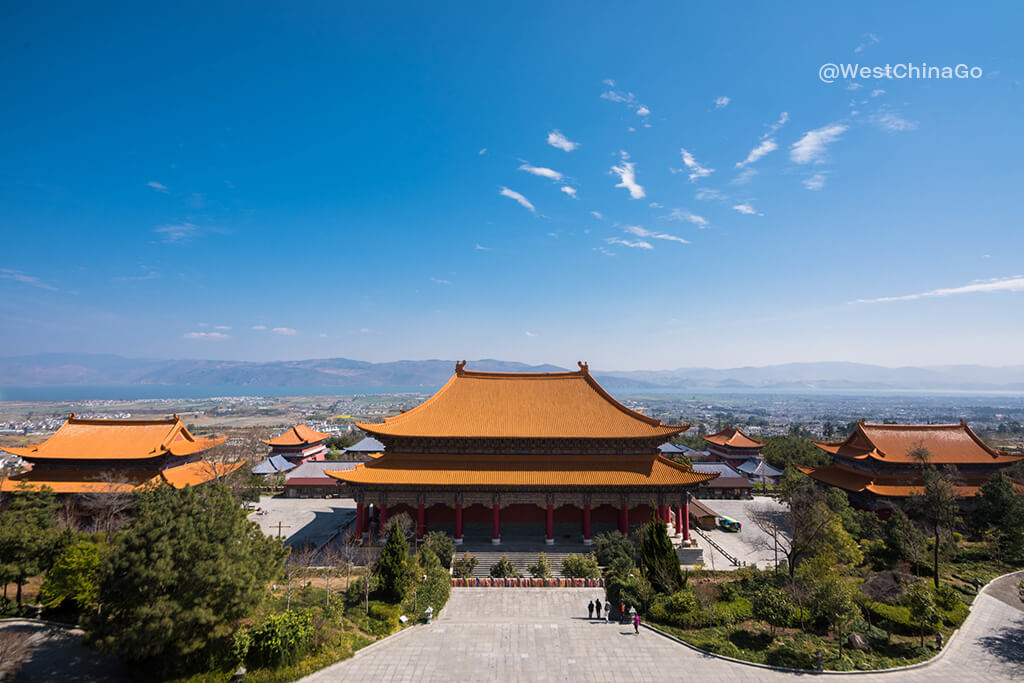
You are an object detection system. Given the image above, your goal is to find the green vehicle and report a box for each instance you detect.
[718,516,741,532]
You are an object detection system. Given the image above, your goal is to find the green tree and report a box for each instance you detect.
[973,473,1024,562]
[0,484,59,607]
[592,530,636,566]
[906,580,942,649]
[39,540,106,613]
[751,584,794,637]
[638,520,684,594]
[451,552,478,579]
[488,555,521,578]
[810,569,859,659]
[421,531,455,570]
[375,521,413,602]
[908,468,959,588]
[528,553,552,578]
[561,553,601,579]
[884,509,927,570]
[762,436,830,471]
[87,483,286,674]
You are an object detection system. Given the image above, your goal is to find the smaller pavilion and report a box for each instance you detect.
[800,420,1024,510]
[704,426,766,469]
[0,415,238,498]
[344,436,385,461]
[261,424,330,465]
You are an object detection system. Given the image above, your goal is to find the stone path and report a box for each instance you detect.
[302,572,1024,682]
[0,619,128,682]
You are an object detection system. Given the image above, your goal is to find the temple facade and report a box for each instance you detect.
[327,362,717,546]
[703,426,766,468]
[261,424,330,465]
[0,415,237,498]
[800,420,1024,510]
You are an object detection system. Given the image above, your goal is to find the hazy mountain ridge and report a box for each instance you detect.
[2,354,1024,392]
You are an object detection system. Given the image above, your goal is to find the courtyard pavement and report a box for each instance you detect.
[301,572,1024,683]
[694,496,788,570]
[249,495,356,557]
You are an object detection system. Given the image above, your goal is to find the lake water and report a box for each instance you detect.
[0,385,431,402]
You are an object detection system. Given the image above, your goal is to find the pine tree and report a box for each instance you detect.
[87,483,287,674]
[638,519,683,594]
[375,521,413,602]
[0,484,59,608]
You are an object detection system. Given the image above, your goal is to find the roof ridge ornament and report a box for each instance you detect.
[577,361,589,373]
[455,360,467,374]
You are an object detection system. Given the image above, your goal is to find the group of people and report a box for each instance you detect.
[587,598,640,634]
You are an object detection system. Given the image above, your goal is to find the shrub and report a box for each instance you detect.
[489,555,521,578]
[244,609,315,668]
[561,553,601,579]
[451,552,479,579]
[751,585,795,635]
[593,531,636,566]
[528,553,552,578]
[421,532,455,570]
[933,582,960,611]
[707,598,753,627]
[367,602,400,637]
[648,588,704,628]
[765,643,816,669]
[412,548,451,618]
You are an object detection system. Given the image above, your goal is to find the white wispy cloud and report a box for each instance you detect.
[855,275,1024,304]
[271,327,297,335]
[431,277,453,285]
[475,244,491,251]
[732,203,760,215]
[871,109,918,133]
[155,222,199,243]
[606,237,653,250]
[625,225,689,244]
[732,168,757,185]
[600,84,651,121]
[251,325,268,330]
[871,89,886,98]
[478,148,487,155]
[846,82,863,91]
[803,173,827,190]
[183,331,230,340]
[736,139,778,168]
[790,124,848,164]
[664,209,709,228]
[560,186,577,198]
[147,181,169,193]
[679,148,714,182]
[636,105,651,116]
[762,112,789,139]
[546,130,579,152]
[518,162,563,181]
[714,96,730,109]
[854,33,880,53]
[499,186,536,213]
[590,211,605,220]
[611,154,645,199]
[0,268,58,291]
[695,188,726,201]
[524,331,537,337]
[593,247,615,256]
[214,325,232,330]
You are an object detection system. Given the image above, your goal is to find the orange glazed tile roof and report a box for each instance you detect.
[355,362,687,440]
[261,424,331,447]
[0,460,243,494]
[796,464,1024,499]
[811,420,1019,465]
[704,426,765,449]
[1,415,225,461]
[325,453,717,488]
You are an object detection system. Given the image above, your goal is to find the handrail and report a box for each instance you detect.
[690,526,744,567]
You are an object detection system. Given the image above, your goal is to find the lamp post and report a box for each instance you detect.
[425,605,434,624]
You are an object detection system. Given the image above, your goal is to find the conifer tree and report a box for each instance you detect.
[375,521,413,602]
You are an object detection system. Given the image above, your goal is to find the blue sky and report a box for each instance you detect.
[1,2,1022,370]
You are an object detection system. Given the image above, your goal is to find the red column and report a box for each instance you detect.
[455,503,463,544]
[619,504,629,534]
[417,503,426,541]
[675,505,683,536]
[545,503,554,545]
[658,504,667,526]
[582,504,592,544]
[355,502,365,537]
[683,495,691,543]
[492,503,501,544]
[379,503,388,530]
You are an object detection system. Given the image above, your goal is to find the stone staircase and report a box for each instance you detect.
[453,544,591,578]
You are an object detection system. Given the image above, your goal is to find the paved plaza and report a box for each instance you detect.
[302,572,1024,683]
[249,495,356,552]
[694,496,788,570]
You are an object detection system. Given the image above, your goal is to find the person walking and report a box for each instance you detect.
[594,598,602,619]
[588,600,594,619]
[604,600,612,624]
[633,611,640,635]
[620,603,626,624]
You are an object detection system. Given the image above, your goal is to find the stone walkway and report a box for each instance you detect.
[302,573,1024,682]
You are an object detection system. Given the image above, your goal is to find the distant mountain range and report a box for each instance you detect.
[2,353,1024,393]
